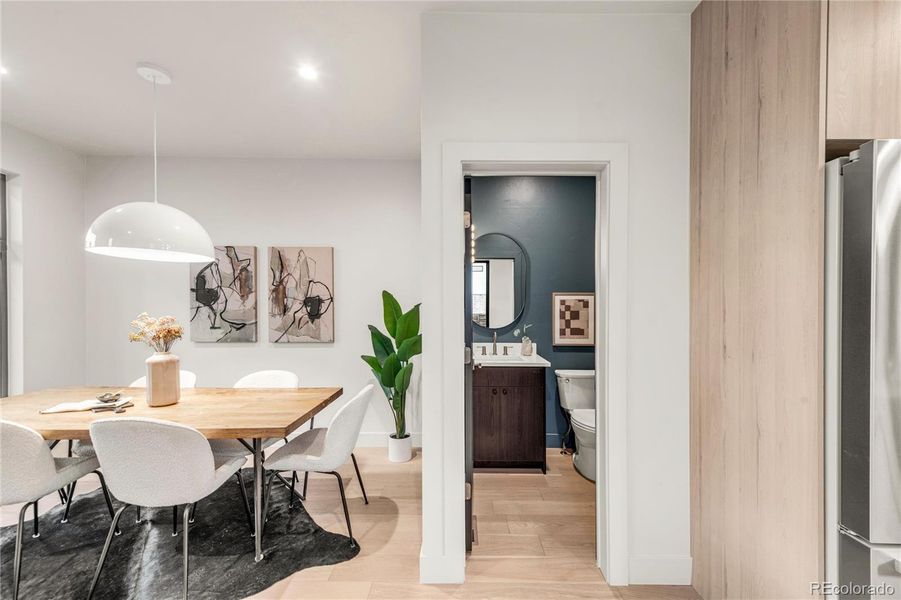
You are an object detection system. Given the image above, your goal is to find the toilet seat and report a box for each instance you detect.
[570,409,596,432]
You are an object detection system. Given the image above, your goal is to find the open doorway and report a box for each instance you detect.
[465,173,601,571]
[421,142,629,585]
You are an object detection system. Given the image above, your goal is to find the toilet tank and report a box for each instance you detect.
[555,370,596,411]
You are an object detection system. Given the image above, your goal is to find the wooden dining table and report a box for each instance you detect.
[0,385,344,562]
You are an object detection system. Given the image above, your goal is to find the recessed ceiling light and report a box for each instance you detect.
[0,66,8,75]
[297,64,318,81]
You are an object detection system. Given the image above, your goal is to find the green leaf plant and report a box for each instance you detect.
[361,291,422,439]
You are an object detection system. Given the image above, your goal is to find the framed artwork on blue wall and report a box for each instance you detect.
[552,292,595,346]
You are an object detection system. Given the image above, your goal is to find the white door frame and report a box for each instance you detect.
[420,142,629,585]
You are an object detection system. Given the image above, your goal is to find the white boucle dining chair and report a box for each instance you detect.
[87,417,249,600]
[72,370,201,533]
[1,421,116,600]
[207,370,300,461]
[233,370,299,389]
[262,384,374,547]
[74,370,198,460]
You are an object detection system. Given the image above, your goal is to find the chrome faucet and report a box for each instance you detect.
[492,332,498,355]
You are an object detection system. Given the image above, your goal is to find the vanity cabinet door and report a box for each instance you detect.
[498,386,545,464]
[473,367,546,470]
[473,386,504,461]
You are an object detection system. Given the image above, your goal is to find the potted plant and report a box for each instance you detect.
[361,291,421,462]
[129,312,184,407]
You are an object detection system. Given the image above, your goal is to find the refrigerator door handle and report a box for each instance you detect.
[840,525,901,551]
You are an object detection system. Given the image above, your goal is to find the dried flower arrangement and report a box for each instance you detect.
[129,312,183,353]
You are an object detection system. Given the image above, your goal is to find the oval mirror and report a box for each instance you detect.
[471,233,527,330]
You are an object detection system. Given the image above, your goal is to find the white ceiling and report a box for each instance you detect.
[0,1,697,159]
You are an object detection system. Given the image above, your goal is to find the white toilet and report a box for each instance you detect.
[555,369,596,482]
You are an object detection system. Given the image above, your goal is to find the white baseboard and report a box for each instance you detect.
[420,548,465,583]
[356,431,423,448]
[628,555,693,585]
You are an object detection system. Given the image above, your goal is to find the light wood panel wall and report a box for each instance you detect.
[826,0,901,139]
[690,2,825,598]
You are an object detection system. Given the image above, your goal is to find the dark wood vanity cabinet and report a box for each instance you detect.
[473,366,546,471]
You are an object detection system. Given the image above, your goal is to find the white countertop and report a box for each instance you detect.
[472,342,552,368]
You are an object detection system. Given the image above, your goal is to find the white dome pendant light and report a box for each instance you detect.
[84,64,214,263]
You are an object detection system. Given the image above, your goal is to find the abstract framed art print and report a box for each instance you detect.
[189,245,257,342]
[268,246,334,343]
[552,292,595,346]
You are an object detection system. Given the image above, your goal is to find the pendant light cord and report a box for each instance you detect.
[153,76,158,204]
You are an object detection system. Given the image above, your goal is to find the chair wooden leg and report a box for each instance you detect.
[88,504,130,599]
[350,453,369,505]
[182,504,191,600]
[330,472,356,547]
[172,505,179,536]
[13,502,32,600]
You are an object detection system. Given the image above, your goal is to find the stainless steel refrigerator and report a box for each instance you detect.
[826,139,901,599]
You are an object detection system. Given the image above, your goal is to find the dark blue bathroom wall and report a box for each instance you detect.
[471,176,596,447]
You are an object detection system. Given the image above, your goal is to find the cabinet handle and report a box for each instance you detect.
[502,388,508,396]
[492,388,497,395]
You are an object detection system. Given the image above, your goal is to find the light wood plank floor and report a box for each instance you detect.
[2,448,699,599]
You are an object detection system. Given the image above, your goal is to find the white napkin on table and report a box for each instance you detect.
[40,397,135,414]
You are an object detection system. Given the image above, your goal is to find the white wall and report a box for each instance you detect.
[420,12,691,583]
[84,157,421,443]
[1,124,86,393]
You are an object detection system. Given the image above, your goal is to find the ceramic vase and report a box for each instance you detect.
[521,336,534,356]
[388,433,412,463]
[145,352,180,407]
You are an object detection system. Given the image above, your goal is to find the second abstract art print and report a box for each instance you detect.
[268,246,335,343]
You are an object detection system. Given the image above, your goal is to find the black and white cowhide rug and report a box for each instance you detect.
[0,469,359,599]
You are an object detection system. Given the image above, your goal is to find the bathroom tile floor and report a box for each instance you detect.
[3,448,699,599]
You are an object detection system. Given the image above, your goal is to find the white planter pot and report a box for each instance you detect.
[388,434,412,463]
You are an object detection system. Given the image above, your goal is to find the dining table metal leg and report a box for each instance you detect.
[61,481,76,523]
[301,417,314,499]
[237,438,302,502]
[288,472,297,508]
[253,437,264,562]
